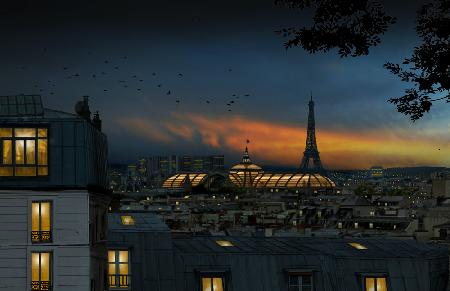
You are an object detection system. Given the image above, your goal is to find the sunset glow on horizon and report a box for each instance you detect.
[116,112,450,169]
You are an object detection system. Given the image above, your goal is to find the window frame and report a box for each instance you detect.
[287,270,314,291]
[31,201,53,244]
[197,270,229,291]
[0,126,49,178]
[31,251,53,291]
[108,249,131,290]
[361,274,389,291]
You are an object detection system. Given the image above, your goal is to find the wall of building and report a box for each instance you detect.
[0,190,107,291]
[107,229,176,291]
[0,114,108,189]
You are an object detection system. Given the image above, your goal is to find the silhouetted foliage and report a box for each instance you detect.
[384,0,450,121]
[275,0,396,57]
[275,0,450,120]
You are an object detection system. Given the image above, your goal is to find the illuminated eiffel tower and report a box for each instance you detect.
[299,94,325,174]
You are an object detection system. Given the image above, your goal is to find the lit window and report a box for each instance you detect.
[216,240,234,247]
[31,252,52,291]
[31,202,52,243]
[365,277,387,291]
[0,127,48,176]
[288,273,313,291]
[201,276,224,291]
[108,250,130,289]
[349,242,368,250]
[120,216,135,226]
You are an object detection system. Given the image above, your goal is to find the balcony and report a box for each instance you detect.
[31,231,52,243]
[31,281,52,291]
[109,274,131,289]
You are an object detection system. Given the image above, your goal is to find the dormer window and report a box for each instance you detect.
[0,127,48,176]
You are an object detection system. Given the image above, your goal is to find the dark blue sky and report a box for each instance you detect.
[1,0,449,168]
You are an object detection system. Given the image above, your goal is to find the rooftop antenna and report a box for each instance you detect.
[310,91,313,101]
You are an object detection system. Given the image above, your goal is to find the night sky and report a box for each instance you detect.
[1,0,449,169]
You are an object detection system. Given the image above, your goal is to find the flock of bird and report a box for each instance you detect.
[19,50,252,113]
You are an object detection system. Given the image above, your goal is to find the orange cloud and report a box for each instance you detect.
[117,113,450,169]
[116,117,174,143]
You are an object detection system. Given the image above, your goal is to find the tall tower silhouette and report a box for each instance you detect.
[299,94,325,174]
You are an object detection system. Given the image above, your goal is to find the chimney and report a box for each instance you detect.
[92,111,102,131]
[74,96,91,121]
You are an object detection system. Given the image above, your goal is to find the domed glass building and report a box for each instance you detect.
[227,146,335,190]
[228,147,264,188]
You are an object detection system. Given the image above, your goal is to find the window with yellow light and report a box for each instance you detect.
[365,277,388,291]
[31,201,52,243]
[31,252,52,291]
[0,127,48,177]
[108,250,130,289]
[201,276,224,291]
[120,215,135,226]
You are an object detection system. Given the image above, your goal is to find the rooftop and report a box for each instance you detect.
[172,236,446,259]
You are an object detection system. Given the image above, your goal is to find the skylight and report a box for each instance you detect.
[216,240,234,247]
[349,242,368,250]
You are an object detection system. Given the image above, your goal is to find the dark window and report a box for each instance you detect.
[288,273,313,291]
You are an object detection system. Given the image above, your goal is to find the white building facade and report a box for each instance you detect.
[0,95,110,291]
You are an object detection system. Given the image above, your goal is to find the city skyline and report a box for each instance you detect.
[1,0,449,169]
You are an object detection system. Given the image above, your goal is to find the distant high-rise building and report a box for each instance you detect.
[179,155,224,172]
[370,166,384,178]
[432,172,450,197]
[145,154,224,187]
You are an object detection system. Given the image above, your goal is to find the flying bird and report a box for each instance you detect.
[206,100,210,104]
[178,73,183,77]
[157,84,162,87]
[152,72,156,76]
[244,94,250,96]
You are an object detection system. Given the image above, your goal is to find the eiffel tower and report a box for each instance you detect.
[299,94,325,174]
